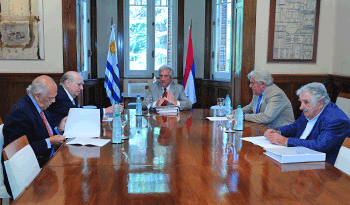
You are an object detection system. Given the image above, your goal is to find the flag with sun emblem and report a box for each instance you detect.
[104,24,120,104]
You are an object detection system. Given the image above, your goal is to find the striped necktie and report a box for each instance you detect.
[161,88,168,106]
[40,111,53,137]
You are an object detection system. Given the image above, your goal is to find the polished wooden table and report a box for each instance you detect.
[12,109,350,204]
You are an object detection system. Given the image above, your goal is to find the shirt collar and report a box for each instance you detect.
[28,95,42,114]
[164,84,171,91]
[62,86,75,102]
[259,86,268,98]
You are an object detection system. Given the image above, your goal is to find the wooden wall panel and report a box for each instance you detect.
[0,73,61,121]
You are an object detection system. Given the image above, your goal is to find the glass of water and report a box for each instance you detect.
[217,98,224,116]
[225,109,236,133]
[144,96,153,117]
[121,113,128,140]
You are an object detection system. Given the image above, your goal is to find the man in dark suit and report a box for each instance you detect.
[264,82,350,165]
[2,75,67,196]
[145,65,192,110]
[46,71,118,127]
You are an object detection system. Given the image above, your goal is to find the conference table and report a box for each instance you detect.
[12,109,350,204]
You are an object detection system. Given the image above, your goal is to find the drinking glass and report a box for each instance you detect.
[225,109,236,133]
[121,114,128,140]
[217,98,224,116]
[144,96,153,117]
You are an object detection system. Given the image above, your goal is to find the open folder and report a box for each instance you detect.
[64,108,101,138]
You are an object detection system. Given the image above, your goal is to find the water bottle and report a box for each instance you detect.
[235,105,244,131]
[136,95,142,116]
[224,94,231,115]
[112,102,122,143]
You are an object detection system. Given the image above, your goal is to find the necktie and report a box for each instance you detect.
[161,88,168,106]
[256,95,262,113]
[41,111,53,137]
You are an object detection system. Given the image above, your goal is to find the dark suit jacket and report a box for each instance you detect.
[46,85,103,127]
[145,81,192,110]
[3,95,56,167]
[278,102,350,165]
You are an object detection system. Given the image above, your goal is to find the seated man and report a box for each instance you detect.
[264,82,350,165]
[46,71,121,127]
[242,68,294,129]
[145,65,192,110]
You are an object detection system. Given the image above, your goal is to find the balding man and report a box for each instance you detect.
[46,71,119,127]
[3,75,66,167]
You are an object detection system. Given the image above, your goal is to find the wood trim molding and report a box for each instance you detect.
[62,0,77,73]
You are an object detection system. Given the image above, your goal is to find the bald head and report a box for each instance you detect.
[60,71,84,98]
[27,75,57,110]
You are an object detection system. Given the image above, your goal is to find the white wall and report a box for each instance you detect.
[255,0,336,75]
[97,0,118,78]
[183,0,206,79]
[333,1,350,76]
[0,0,63,73]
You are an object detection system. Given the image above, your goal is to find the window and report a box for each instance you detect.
[124,0,178,78]
[77,0,91,80]
[211,0,243,81]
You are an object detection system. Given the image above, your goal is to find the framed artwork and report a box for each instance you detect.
[0,0,44,59]
[267,0,321,63]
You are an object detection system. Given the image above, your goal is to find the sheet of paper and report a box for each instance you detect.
[242,136,285,149]
[66,138,110,147]
[206,117,228,121]
[68,145,100,158]
[64,108,101,138]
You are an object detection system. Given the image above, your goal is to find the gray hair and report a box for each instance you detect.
[247,68,273,86]
[27,77,50,96]
[159,65,174,78]
[296,82,330,105]
[60,72,75,85]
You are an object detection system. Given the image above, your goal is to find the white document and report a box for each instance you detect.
[206,117,228,121]
[66,138,110,147]
[64,108,101,138]
[68,145,100,158]
[155,106,179,114]
[264,147,326,164]
[241,136,285,149]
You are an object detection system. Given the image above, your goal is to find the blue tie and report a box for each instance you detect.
[256,95,262,113]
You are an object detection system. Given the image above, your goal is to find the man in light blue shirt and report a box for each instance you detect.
[264,82,350,165]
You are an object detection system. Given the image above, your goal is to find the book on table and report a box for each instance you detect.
[155,105,179,114]
[264,146,326,164]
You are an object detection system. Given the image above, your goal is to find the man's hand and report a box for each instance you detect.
[119,104,124,112]
[264,129,287,146]
[156,97,167,107]
[105,105,113,114]
[57,116,68,133]
[164,89,177,105]
[49,135,66,145]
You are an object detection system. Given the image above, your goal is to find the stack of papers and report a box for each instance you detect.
[241,136,285,149]
[64,108,101,138]
[264,147,326,164]
[155,106,179,114]
[67,138,110,147]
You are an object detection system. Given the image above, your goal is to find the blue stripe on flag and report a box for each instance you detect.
[106,61,120,85]
[105,75,120,103]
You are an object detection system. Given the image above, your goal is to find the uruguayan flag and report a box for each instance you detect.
[104,24,120,104]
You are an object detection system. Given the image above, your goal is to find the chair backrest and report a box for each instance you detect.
[0,122,11,198]
[334,137,350,176]
[336,92,350,118]
[3,135,41,199]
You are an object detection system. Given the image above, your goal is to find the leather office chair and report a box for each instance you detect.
[3,135,41,199]
[0,120,11,204]
[334,138,350,176]
[335,92,350,118]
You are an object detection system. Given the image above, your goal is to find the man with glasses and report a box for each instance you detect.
[242,68,295,129]
[145,65,192,110]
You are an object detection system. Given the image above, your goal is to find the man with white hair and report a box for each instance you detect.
[242,68,294,129]
[264,82,350,165]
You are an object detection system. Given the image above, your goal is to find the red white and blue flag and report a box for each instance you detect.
[183,23,196,104]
